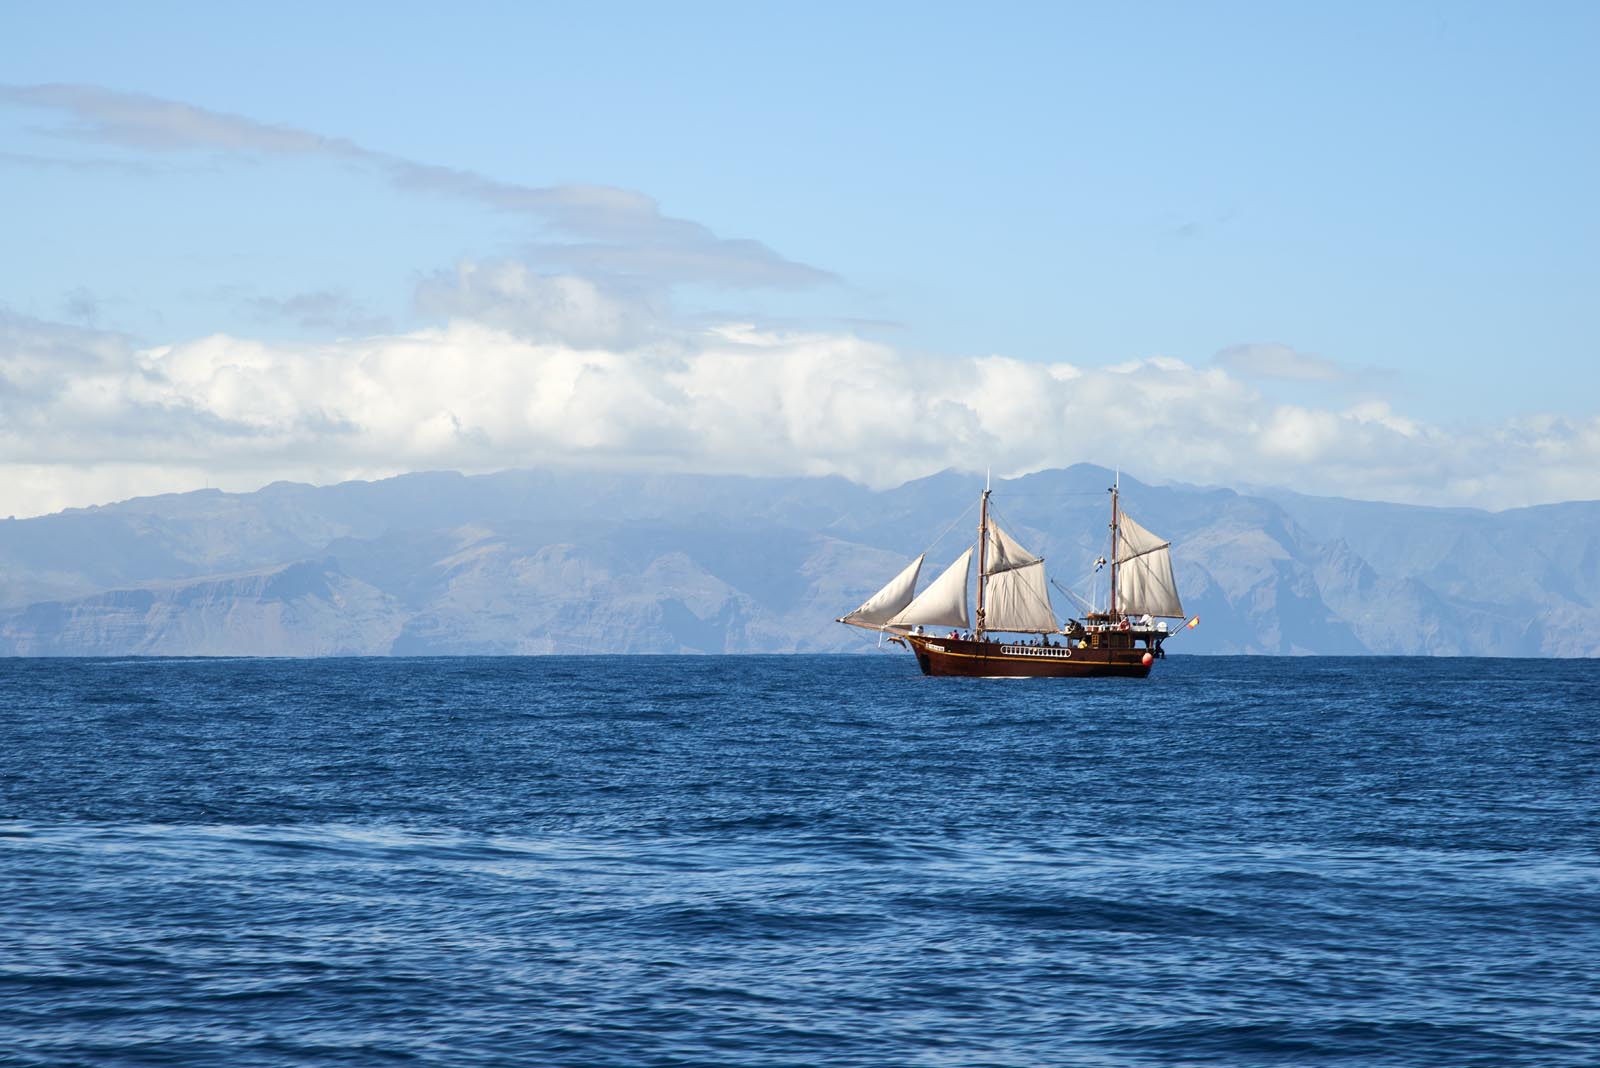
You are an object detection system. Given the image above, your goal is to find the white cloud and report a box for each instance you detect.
[414,262,663,348]
[6,84,1596,522]
[4,311,1600,518]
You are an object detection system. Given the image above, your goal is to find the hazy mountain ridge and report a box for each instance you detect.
[1,466,1594,656]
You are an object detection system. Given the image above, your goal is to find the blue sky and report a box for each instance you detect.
[2,3,1598,515]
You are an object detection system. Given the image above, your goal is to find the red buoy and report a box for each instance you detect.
[1141,652,1154,666]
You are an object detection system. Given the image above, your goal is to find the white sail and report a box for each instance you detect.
[983,559,1058,633]
[888,548,973,629]
[840,554,923,627]
[984,521,1041,575]
[1116,512,1167,562]
[1116,512,1184,618]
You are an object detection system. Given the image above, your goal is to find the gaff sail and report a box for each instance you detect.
[983,559,1058,632]
[984,521,1041,575]
[979,520,1057,632]
[1116,512,1184,618]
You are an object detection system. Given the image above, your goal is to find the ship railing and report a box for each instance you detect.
[1078,620,1168,634]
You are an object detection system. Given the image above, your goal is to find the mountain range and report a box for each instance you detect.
[1,465,1595,657]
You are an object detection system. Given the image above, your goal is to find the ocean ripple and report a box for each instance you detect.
[2,654,1598,1066]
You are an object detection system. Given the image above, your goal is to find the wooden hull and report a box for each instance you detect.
[904,634,1156,678]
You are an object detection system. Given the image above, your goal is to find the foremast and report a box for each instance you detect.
[846,476,1111,641]
[975,484,991,638]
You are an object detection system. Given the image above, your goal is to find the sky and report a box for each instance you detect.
[2,1,1598,517]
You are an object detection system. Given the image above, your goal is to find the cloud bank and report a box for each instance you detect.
[4,84,1595,519]
[3,309,1597,518]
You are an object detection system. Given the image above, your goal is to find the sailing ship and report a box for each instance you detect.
[838,479,1192,677]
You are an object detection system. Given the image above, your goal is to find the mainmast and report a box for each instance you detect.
[1109,478,1120,619]
[975,483,991,636]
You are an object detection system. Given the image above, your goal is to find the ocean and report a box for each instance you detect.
[2,655,1597,1066]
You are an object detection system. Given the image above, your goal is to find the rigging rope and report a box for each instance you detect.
[921,497,979,562]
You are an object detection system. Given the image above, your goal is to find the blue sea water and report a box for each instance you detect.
[2,655,1597,1067]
